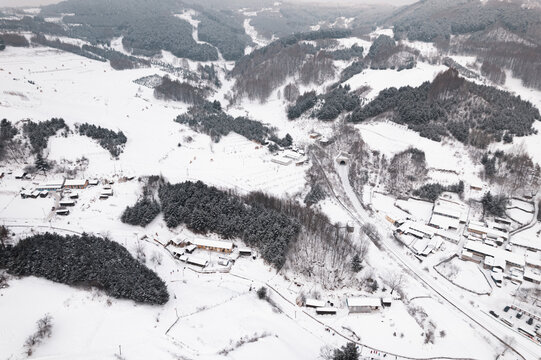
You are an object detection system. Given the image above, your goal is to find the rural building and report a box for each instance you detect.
[305,299,326,308]
[14,171,27,179]
[382,298,393,307]
[36,179,65,191]
[171,247,184,258]
[429,196,468,231]
[239,247,252,256]
[316,307,337,315]
[523,268,541,284]
[271,156,292,166]
[283,150,304,161]
[88,179,99,186]
[64,179,88,189]
[309,132,321,140]
[397,221,436,239]
[59,199,76,207]
[461,249,482,263]
[187,238,233,253]
[525,251,541,269]
[470,181,483,191]
[184,256,208,268]
[69,192,79,199]
[510,236,541,252]
[347,297,381,313]
[483,256,506,271]
[39,190,48,198]
[185,244,197,254]
[463,240,525,268]
[467,221,509,241]
[56,208,69,216]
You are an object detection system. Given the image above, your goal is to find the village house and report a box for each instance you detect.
[186,238,234,253]
[346,297,382,313]
[466,221,509,242]
[64,179,88,189]
[36,179,65,191]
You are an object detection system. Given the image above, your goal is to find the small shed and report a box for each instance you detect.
[347,297,381,313]
[185,244,197,254]
[316,307,337,315]
[56,208,69,216]
[69,192,79,199]
[305,298,326,308]
[59,200,75,207]
[14,171,27,179]
[39,190,48,198]
[382,297,393,307]
[88,179,99,186]
[239,247,252,256]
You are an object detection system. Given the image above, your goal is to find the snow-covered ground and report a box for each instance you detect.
[2,26,541,360]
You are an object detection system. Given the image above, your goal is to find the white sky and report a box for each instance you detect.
[0,0,63,6]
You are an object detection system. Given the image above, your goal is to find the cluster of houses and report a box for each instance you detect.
[461,220,541,286]
[20,177,99,199]
[394,194,468,256]
[303,296,393,316]
[167,236,253,269]
[271,149,307,166]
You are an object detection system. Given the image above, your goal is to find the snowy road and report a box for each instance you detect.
[332,163,540,360]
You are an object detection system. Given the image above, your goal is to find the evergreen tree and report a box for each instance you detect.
[35,153,50,172]
[351,254,362,273]
[333,342,359,360]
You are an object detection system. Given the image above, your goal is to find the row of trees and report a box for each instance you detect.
[175,101,291,146]
[78,123,127,157]
[0,33,29,47]
[154,76,208,105]
[0,233,169,304]
[348,69,540,146]
[0,119,17,161]
[121,198,160,227]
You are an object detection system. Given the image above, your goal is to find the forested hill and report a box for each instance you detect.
[387,0,541,90]
[230,29,353,102]
[348,68,540,148]
[33,0,251,61]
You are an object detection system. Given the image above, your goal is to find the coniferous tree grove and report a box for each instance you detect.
[348,69,540,146]
[121,198,161,227]
[287,91,317,120]
[154,76,207,105]
[23,118,68,154]
[158,181,300,267]
[78,123,127,157]
[0,233,169,304]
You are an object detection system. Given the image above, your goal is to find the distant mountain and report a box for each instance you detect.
[387,0,541,89]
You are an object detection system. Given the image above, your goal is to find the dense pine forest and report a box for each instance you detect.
[348,69,540,147]
[0,233,169,305]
